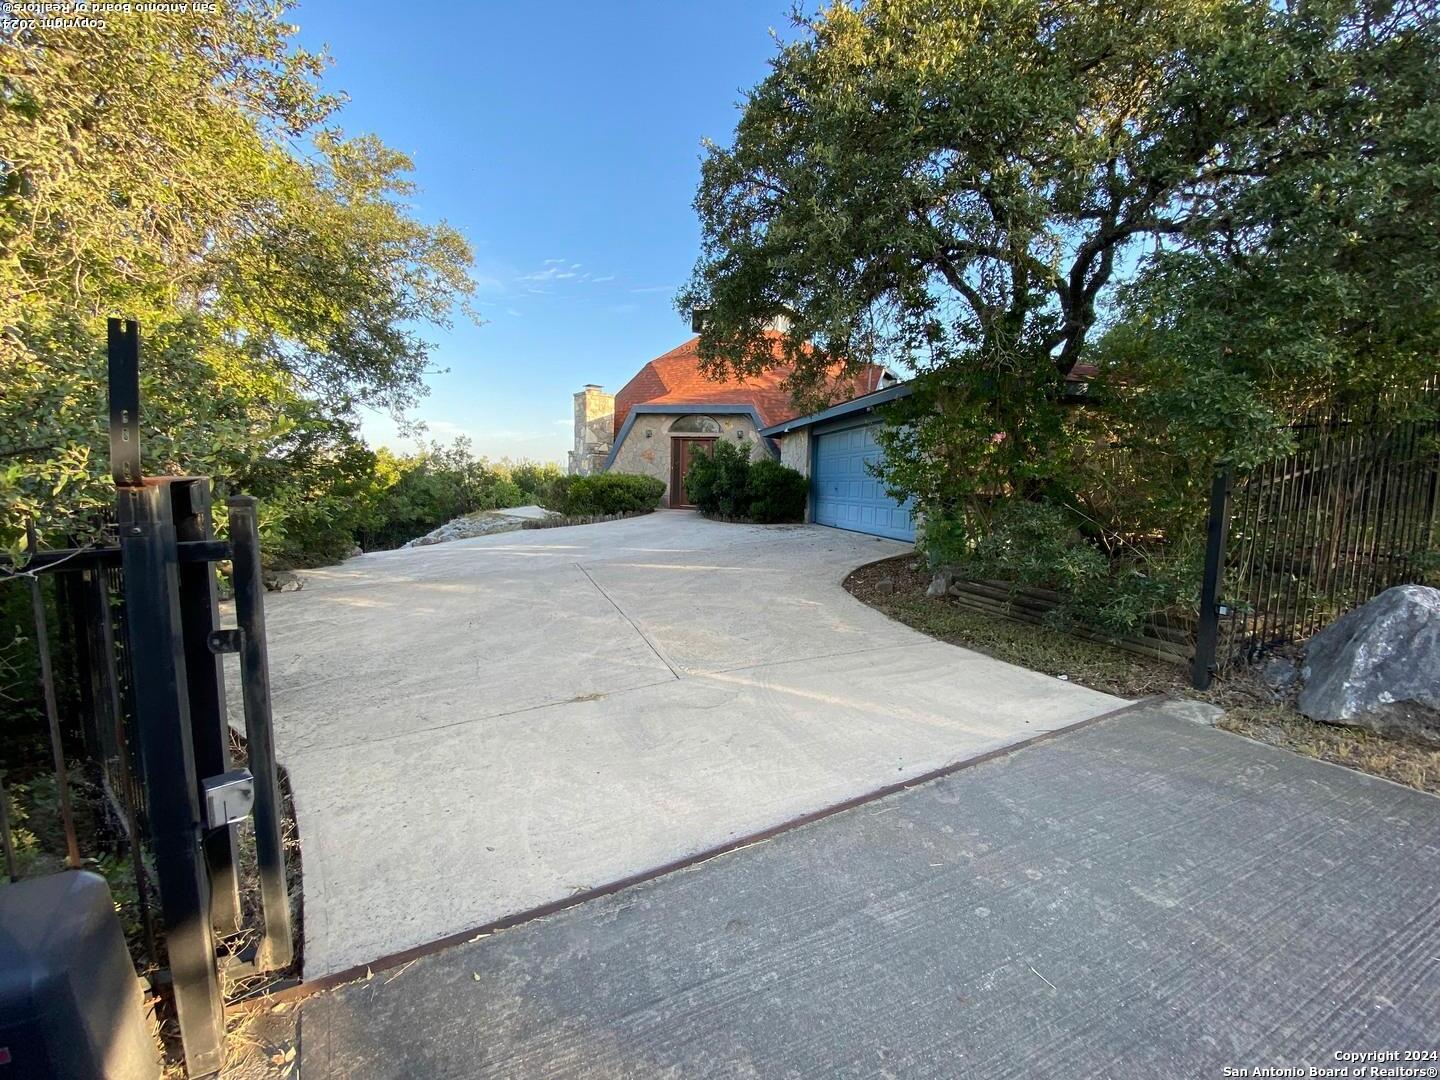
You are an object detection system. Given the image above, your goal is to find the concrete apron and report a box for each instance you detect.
[299,705,1440,1079]
[239,512,1124,978]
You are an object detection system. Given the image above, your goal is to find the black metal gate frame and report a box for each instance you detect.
[2,320,293,1078]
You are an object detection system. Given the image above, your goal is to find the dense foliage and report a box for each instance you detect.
[350,445,562,557]
[683,0,1440,631]
[542,473,666,517]
[685,442,808,523]
[0,3,478,562]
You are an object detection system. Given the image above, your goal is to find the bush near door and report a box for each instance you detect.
[541,473,665,516]
[686,441,807,523]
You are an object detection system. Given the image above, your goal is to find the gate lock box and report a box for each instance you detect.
[202,769,255,829]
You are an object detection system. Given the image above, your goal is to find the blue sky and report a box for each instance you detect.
[290,0,800,464]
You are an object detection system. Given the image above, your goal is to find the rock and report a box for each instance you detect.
[926,569,956,598]
[264,570,303,593]
[874,577,895,597]
[1298,585,1440,746]
[401,513,523,548]
[348,545,363,559]
[1258,655,1298,695]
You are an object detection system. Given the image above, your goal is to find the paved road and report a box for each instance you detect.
[250,512,1121,976]
[300,702,1440,1079]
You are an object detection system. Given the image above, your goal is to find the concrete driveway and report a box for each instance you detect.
[299,702,1440,1079]
[255,511,1123,977]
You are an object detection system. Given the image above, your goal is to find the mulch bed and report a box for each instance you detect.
[844,553,1440,796]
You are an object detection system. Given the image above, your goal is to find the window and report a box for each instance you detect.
[669,414,721,434]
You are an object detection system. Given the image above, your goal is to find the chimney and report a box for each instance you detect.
[569,385,615,476]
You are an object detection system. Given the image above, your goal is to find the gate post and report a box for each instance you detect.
[173,478,242,938]
[117,480,226,1077]
[1191,467,1234,690]
[227,496,294,970]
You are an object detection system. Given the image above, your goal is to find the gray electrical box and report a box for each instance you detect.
[0,871,160,1079]
[202,768,255,829]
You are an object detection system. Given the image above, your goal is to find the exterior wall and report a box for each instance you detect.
[568,386,615,476]
[608,411,768,507]
[778,428,810,477]
[777,428,813,522]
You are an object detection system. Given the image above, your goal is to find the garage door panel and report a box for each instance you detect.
[812,422,915,542]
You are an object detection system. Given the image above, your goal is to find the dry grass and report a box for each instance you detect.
[845,554,1440,797]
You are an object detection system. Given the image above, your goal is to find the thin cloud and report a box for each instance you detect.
[515,260,617,293]
[628,284,675,294]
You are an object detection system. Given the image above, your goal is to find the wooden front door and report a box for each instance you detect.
[670,437,715,507]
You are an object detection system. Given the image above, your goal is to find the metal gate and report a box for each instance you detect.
[1,320,293,1077]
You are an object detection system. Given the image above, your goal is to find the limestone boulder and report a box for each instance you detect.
[926,569,956,598]
[1298,585,1440,746]
[263,570,303,593]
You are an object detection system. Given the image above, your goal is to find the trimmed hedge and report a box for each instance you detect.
[745,458,808,523]
[541,472,665,516]
[686,440,807,523]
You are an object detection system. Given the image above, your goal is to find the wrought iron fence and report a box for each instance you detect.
[1192,405,1440,686]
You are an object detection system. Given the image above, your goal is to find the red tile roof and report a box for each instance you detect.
[612,335,891,435]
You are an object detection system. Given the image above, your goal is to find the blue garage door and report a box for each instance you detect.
[812,422,915,541]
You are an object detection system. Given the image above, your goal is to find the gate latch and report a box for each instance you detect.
[207,628,243,654]
[202,769,254,829]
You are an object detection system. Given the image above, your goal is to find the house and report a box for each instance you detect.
[571,329,1096,544]
[570,332,897,515]
[758,360,1099,542]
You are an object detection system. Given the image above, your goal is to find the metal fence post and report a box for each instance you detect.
[172,478,243,939]
[1192,467,1234,690]
[86,566,159,965]
[108,319,142,486]
[28,574,83,869]
[118,482,226,1077]
[227,496,294,970]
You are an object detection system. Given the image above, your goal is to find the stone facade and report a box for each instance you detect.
[778,428,810,476]
[568,385,615,476]
[609,412,770,507]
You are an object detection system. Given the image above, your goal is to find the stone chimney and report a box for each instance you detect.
[568,384,615,476]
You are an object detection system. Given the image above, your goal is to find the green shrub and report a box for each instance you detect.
[923,499,1187,635]
[685,440,746,516]
[687,441,806,523]
[543,473,664,516]
[745,458,808,523]
[508,461,565,504]
[346,440,557,553]
[681,445,721,513]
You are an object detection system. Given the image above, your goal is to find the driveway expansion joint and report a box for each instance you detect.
[575,560,683,679]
